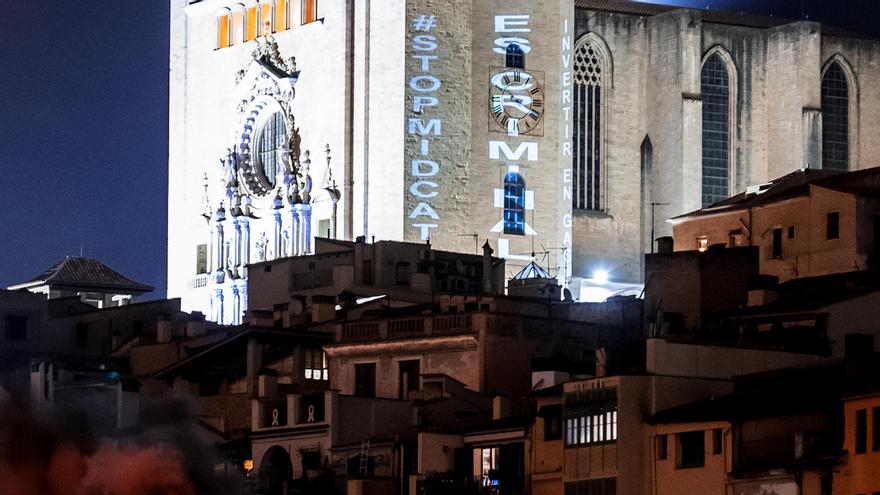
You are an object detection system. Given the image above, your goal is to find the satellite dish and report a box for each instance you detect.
[290,299,303,315]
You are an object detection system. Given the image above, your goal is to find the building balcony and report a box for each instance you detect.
[338,314,475,343]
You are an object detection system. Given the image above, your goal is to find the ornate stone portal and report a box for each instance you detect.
[201,37,340,325]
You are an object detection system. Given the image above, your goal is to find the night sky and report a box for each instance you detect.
[0,1,876,299]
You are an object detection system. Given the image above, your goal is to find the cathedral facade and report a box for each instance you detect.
[168,0,880,323]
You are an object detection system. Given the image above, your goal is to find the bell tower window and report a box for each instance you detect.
[506,43,525,69]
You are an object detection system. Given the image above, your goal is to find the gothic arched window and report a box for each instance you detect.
[822,61,850,171]
[572,36,608,211]
[506,43,525,69]
[701,51,733,207]
[256,111,286,188]
[503,172,525,235]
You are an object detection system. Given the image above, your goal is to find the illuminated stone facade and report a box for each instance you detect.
[168,0,880,322]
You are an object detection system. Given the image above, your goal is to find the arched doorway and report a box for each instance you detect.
[259,446,293,495]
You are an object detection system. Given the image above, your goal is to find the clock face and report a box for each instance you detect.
[488,68,545,136]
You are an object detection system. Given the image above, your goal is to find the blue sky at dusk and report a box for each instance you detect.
[0,0,876,299]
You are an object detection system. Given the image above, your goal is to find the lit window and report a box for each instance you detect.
[701,51,733,207]
[304,349,328,381]
[697,237,708,252]
[505,43,525,69]
[259,1,273,36]
[275,0,288,31]
[231,9,245,45]
[572,36,608,211]
[302,0,318,24]
[564,407,618,447]
[503,172,525,235]
[255,111,286,188]
[822,61,850,171]
[246,5,259,40]
[217,12,231,49]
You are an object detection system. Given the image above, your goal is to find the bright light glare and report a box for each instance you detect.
[593,269,609,284]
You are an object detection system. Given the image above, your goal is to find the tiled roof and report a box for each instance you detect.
[671,167,880,221]
[12,256,153,293]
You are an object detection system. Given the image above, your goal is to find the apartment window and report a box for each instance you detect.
[821,61,850,171]
[656,434,668,460]
[827,212,840,240]
[304,349,328,381]
[727,229,741,247]
[395,262,410,286]
[771,228,783,259]
[712,428,722,455]
[398,359,420,400]
[302,0,318,24]
[75,323,89,349]
[354,363,376,398]
[788,226,795,239]
[505,43,525,69]
[565,408,617,447]
[544,409,562,441]
[196,244,208,274]
[873,407,880,451]
[677,431,705,468]
[856,408,868,454]
[362,259,373,285]
[4,315,27,340]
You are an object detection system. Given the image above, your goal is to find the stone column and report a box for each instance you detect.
[301,204,312,254]
[239,217,250,276]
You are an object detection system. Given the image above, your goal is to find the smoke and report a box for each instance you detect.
[0,396,199,495]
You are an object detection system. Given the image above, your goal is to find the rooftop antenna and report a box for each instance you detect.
[650,202,670,254]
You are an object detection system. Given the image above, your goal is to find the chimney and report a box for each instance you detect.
[157,320,172,343]
[311,295,337,323]
[186,321,206,337]
[747,275,779,307]
[656,236,674,254]
[482,240,494,293]
[492,395,510,420]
